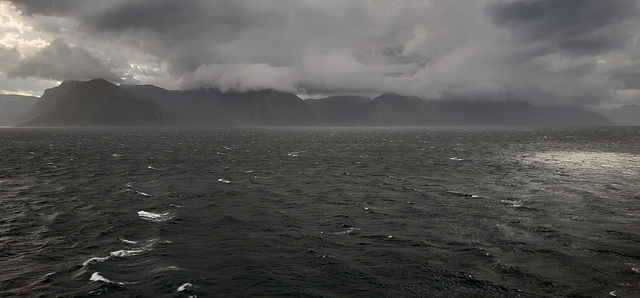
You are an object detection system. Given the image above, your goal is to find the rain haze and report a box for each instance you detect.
[0,0,639,106]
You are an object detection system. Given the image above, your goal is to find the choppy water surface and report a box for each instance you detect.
[1,127,639,297]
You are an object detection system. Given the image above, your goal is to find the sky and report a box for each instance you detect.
[0,0,639,107]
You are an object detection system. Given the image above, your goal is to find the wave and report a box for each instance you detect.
[125,182,153,197]
[137,210,172,222]
[119,238,138,244]
[446,191,481,198]
[83,239,158,266]
[90,272,124,285]
[501,199,523,208]
[177,282,193,292]
[109,248,145,258]
[83,256,109,266]
[127,189,152,197]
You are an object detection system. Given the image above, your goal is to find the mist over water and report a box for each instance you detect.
[1,127,639,297]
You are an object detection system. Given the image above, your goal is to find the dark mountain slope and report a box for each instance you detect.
[352,94,435,126]
[123,85,318,126]
[123,83,614,127]
[20,79,173,126]
[227,90,319,126]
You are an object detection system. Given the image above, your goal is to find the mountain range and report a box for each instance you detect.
[0,79,629,127]
[120,84,614,127]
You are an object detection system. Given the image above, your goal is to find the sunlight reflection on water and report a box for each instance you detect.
[526,151,640,176]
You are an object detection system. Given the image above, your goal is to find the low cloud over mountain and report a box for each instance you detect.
[0,1,639,107]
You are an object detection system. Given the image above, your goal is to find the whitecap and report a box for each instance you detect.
[136,190,151,197]
[137,210,172,222]
[90,272,124,285]
[128,189,151,197]
[177,282,193,292]
[110,248,145,258]
[83,256,110,266]
[332,227,360,235]
[84,240,158,266]
[501,199,523,208]
[344,227,359,234]
[120,238,138,244]
[124,183,151,197]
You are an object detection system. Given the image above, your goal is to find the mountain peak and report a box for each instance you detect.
[19,79,173,126]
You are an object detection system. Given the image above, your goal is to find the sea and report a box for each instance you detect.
[1,126,639,297]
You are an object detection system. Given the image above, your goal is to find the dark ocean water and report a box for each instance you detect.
[1,127,639,297]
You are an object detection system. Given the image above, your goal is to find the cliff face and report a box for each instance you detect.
[20,79,173,127]
[21,81,82,123]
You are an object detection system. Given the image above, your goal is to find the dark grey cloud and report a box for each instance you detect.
[9,0,82,15]
[79,1,281,75]
[612,73,640,89]
[488,0,638,54]
[84,1,246,34]
[7,39,122,82]
[3,0,640,106]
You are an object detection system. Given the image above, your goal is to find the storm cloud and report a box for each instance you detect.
[488,0,637,54]
[7,39,123,82]
[2,0,640,105]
